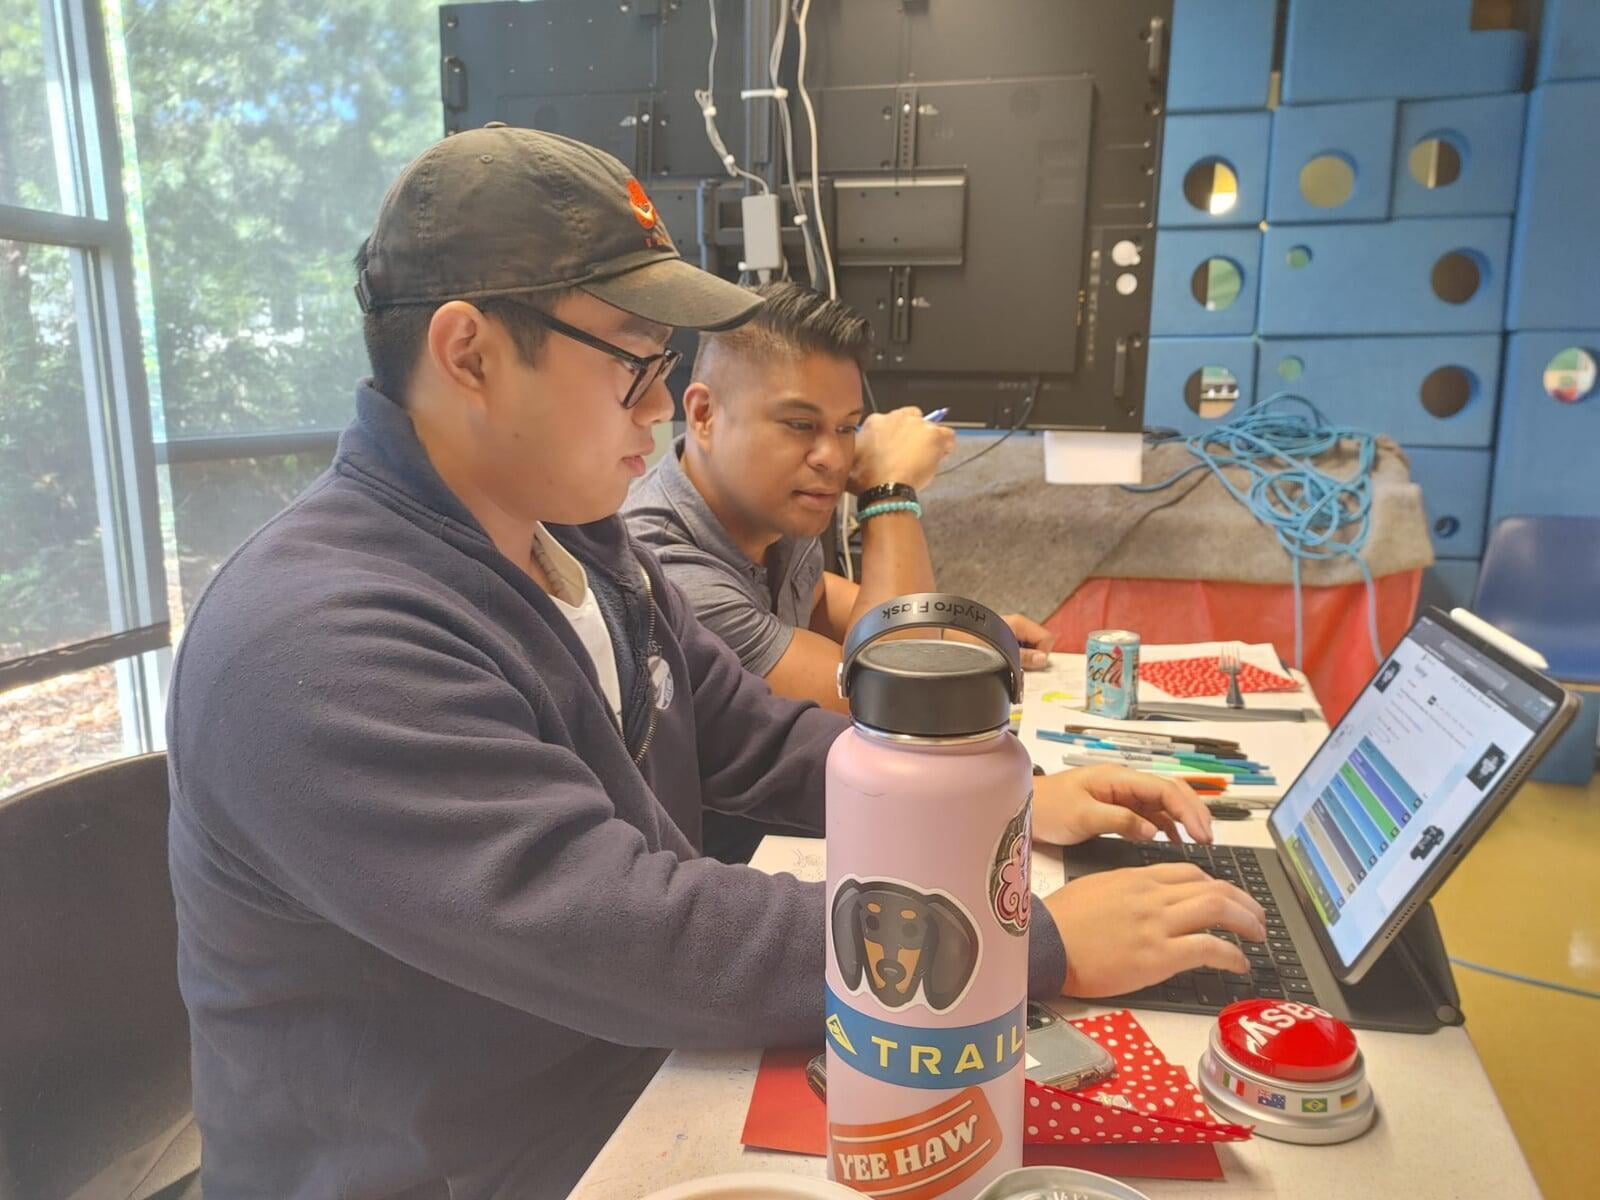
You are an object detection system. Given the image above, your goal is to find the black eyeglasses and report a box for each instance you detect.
[507,301,680,410]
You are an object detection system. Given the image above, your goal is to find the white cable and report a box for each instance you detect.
[770,0,821,287]
[838,495,856,582]
[696,0,768,192]
[796,0,837,298]
[707,0,717,93]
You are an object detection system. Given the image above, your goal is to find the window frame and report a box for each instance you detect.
[0,0,168,748]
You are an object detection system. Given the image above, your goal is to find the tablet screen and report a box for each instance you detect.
[1269,614,1562,970]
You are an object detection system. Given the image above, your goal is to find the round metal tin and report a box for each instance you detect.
[974,1166,1154,1200]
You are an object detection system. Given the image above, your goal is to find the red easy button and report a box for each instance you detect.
[1216,999,1360,1083]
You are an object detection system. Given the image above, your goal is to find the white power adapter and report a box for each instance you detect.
[739,192,784,273]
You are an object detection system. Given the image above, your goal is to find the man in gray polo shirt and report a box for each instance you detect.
[624,282,1053,708]
[623,420,834,681]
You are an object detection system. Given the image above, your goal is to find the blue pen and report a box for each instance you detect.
[924,408,948,423]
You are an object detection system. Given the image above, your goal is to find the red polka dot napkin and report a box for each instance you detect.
[1140,656,1300,699]
[739,1011,1249,1168]
[1024,1009,1252,1146]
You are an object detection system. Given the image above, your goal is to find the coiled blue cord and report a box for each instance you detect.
[1125,396,1382,670]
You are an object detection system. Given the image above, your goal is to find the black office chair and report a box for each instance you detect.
[0,752,201,1200]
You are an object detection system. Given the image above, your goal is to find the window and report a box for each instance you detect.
[113,0,443,618]
[1,0,168,795]
[3,1,453,796]
[0,240,118,659]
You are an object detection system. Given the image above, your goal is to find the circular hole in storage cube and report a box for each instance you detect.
[1286,245,1313,269]
[1409,134,1464,189]
[1420,365,1475,418]
[1185,365,1240,419]
[1543,347,1598,404]
[1189,258,1243,311]
[1183,157,1240,215]
[1278,355,1305,381]
[1299,154,1355,208]
[1431,251,1483,304]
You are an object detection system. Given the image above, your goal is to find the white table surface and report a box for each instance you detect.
[570,649,1539,1199]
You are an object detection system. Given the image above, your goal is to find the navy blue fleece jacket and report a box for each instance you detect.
[166,385,1067,1199]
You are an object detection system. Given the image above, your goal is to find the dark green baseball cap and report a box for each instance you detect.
[354,123,762,332]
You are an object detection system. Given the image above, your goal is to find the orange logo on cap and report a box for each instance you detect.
[626,178,658,229]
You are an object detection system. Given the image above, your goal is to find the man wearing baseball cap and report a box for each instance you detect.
[166,125,1259,1199]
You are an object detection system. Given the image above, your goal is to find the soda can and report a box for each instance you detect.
[1085,630,1140,719]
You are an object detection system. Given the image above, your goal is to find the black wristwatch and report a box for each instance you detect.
[856,482,919,509]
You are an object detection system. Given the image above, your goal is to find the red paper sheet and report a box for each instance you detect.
[1140,656,1301,698]
[742,1046,826,1157]
[741,1010,1249,1182]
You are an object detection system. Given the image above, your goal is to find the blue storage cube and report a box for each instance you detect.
[1530,688,1599,786]
[1537,0,1600,85]
[1404,446,1492,558]
[1149,229,1262,337]
[1422,559,1481,611]
[1506,82,1600,332]
[1258,218,1512,337]
[1167,0,1276,112]
[1143,336,1259,437]
[1282,0,1526,104]
[1489,332,1600,524]
[1267,101,1397,224]
[1158,112,1271,228]
[1391,93,1526,218]
[1255,335,1500,446]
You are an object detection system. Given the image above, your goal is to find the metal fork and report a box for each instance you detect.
[1219,643,1245,709]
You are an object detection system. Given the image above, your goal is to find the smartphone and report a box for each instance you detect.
[803,1002,1114,1101]
[1024,1000,1116,1090]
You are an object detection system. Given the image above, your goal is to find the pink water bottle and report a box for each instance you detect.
[825,594,1033,1200]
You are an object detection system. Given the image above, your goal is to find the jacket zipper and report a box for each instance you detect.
[631,567,660,766]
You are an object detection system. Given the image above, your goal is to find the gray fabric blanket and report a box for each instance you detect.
[920,434,1434,619]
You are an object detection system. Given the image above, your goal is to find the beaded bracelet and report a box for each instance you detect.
[857,499,923,522]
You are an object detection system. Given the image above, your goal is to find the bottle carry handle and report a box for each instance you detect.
[838,593,1024,703]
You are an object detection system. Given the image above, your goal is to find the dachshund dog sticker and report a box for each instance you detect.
[831,878,980,1013]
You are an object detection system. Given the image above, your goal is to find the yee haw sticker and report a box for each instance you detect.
[829,1086,1001,1200]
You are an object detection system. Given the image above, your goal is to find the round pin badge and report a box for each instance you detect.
[648,654,675,711]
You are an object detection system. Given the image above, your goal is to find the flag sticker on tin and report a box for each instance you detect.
[1341,1090,1360,1109]
[1302,1097,1329,1113]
